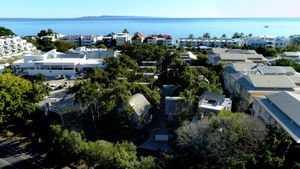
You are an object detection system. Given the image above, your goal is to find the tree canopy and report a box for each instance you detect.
[0,74,46,125]
[0,26,15,36]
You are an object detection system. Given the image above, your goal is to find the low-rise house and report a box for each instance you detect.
[129,93,152,127]
[198,91,232,114]
[253,91,300,143]
[115,33,131,46]
[281,52,300,63]
[132,32,145,44]
[165,97,184,122]
[181,51,197,64]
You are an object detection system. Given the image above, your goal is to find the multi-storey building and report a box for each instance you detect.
[12,48,117,76]
[223,62,300,112]
[0,36,36,58]
[207,48,267,65]
[253,91,300,143]
[244,36,276,49]
[58,35,100,46]
[177,38,243,48]
[115,33,131,46]
[146,34,173,49]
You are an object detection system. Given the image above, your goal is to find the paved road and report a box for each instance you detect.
[0,138,48,169]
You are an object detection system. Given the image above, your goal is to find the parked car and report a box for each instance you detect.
[55,75,65,80]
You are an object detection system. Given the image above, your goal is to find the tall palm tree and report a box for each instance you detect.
[188,34,194,39]
[221,34,227,38]
[203,32,210,39]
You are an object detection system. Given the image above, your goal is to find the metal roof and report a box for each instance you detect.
[129,93,151,116]
[245,74,296,89]
[258,66,296,75]
[267,92,300,127]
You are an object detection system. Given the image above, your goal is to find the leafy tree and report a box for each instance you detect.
[221,34,227,38]
[53,40,76,52]
[37,28,55,37]
[0,26,15,36]
[273,58,300,72]
[138,156,158,169]
[37,30,48,37]
[49,125,138,169]
[0,74,46,125]
[232,32,245,39]
[175,111,266,169]
[122,43,167,63]
[97,44,107,49]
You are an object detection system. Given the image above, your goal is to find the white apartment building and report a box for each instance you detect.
[115,33,131,46]
[12,50,108,76]
[275,36,290,48]
[147,34,173,49]
[244,36,276,49]
[0,36,36,57]
[58,35,100,46]
[289,35,300,45]
[177,38,243,48]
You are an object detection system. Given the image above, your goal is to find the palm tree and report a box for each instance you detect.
[221,34,227,38]
[188,34,194,39]
[122,28,129,34]
[203,32,210,39]
[73,81,103,136]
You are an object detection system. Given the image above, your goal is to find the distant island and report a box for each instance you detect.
[1,15,300,21]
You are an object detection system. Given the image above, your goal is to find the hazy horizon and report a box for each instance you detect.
[1,0,300,18]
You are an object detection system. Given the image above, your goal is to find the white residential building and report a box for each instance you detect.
[12,50,107,76]
[147,34,173,49]
[253,91,300,143]
[244,36,276,49]
[176,38,243,48]
[198,91,232,114]
[58,35,100,46]
[289,35,300,45]
[0,36,36,58]
[275,36,290,48]
[115,33,131,46]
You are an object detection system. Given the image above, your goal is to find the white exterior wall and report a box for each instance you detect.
[0,36,36,56]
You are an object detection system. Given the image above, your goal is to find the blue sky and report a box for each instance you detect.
[1,0,300,18]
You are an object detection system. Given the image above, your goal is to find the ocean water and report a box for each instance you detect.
[0,18,300,39]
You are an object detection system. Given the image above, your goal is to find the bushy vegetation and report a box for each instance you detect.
[0,26,15,36]
[0,73,46,125]
[273,58,300,72]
